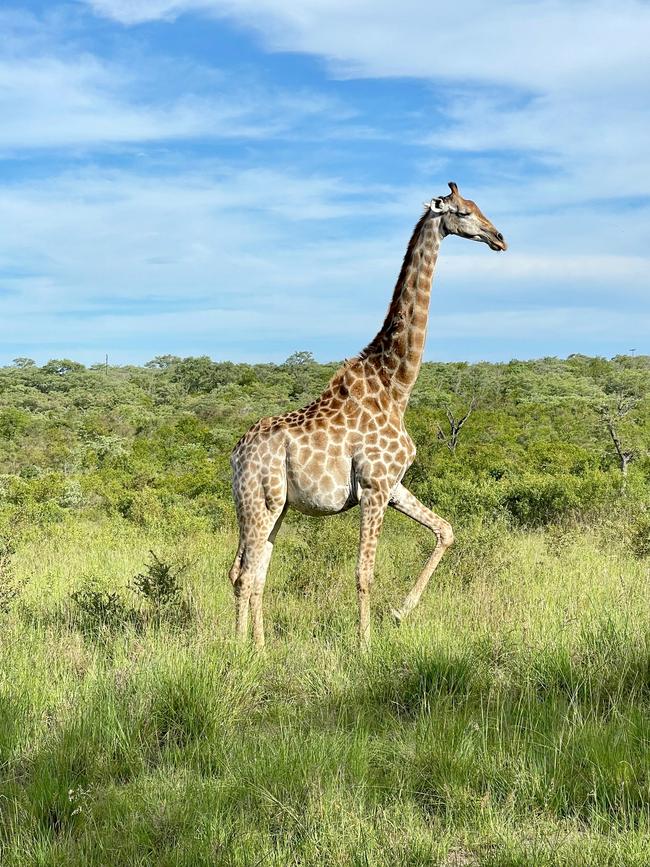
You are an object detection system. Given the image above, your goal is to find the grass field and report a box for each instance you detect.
[1,512,649,865]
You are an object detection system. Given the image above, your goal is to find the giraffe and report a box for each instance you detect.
[229,182,507,647]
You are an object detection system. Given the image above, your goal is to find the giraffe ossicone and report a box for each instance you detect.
[229,181,507,648]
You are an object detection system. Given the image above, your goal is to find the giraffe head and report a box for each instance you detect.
[427,182,507,251]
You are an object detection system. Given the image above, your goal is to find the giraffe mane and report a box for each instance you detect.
[356,209,432,362]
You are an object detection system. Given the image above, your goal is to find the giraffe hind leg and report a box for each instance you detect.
[388,483,454,624]
[229,543,250,639]
[230,442,287,645]
[249,506,286,648]
[232,504,285,645]
[229,545,244,586]
[231,533,263,643]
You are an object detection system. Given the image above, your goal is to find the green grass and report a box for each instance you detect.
[0,514,649,865]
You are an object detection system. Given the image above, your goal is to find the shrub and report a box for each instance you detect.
[0,536,20,613]
[500,471,618,527]
[69,585,135,636]
[501,475,581,526]
[630,513,650,558]
[117,488,164,526]
[0,407,31,440]
[131,552,193,627]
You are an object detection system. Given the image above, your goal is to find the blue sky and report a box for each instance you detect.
[1,0,649,366]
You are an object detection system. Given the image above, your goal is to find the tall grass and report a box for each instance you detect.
[0,514,649,865]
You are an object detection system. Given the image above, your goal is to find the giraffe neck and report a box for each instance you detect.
[361,211,443,411]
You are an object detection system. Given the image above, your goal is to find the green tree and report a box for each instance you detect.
[41,359,85,376]
[145,355,181,370]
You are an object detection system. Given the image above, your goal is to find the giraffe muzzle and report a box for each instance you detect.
[489,232,507,252]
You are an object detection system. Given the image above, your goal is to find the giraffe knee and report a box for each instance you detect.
[250,583,264,603]
[232,571,252,597]
[439,521,454,548]
[356,566,374,592]
[229,548,244,585]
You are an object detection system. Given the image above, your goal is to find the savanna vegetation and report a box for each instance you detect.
[0,351,649,865]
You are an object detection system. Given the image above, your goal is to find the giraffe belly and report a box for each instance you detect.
[286,457,356,516]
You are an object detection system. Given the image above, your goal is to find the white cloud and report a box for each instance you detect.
[83,0,650,204]
[84,0,212,25]
[0,9,355,152]
[0,57,213,149]
[434,307,650,341]
[442,253,650,288]
[1,2,647,362]
[1,161,646,364]
[84,0,650,92]
[0,166,358,304]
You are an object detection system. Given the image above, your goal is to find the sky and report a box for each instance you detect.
[1,0,649,366]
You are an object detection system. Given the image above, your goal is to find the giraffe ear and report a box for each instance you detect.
[437,198,471,217]
[426,197,449,214]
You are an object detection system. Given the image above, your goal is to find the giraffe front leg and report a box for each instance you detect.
[388,483,454,624]
[356,486,389,648]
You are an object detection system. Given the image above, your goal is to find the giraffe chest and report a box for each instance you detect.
[353,428,416,489]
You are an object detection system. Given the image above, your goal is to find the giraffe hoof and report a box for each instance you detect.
[390,608,403,626]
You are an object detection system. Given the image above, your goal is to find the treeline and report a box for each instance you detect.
[0,352,648,544]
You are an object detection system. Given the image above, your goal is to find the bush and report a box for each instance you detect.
[117,488,164,526]
[130,551,192,627]
[630,513,650,558]
[0,536,21,613]
[500,471,616,527]
[66,552,194,638]
[69,585,136,636]
[0,407,31,440]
